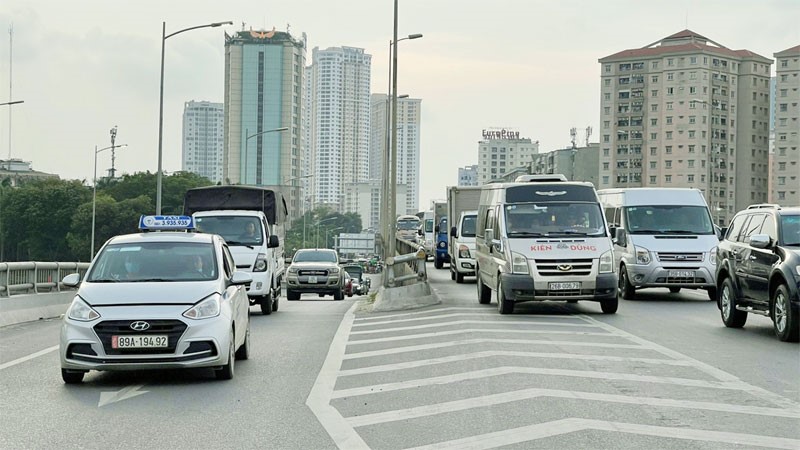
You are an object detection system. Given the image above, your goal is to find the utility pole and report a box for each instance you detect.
[108,126,118,179]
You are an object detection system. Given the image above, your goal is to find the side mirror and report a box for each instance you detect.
[267,235,280,248]
[609,226,617,239]
[719,227,728,241]
[62,273,81,287]
[614,229,627,247]
[434,225,440,233]
[749,234,772,249]
[450,226,458,238]
[231,271,253,286]
[484,228,494,245]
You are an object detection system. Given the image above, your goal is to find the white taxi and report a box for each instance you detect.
[59,216,252,383]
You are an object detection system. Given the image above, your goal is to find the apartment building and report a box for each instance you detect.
[772,45,800,206]
[477,128,539,184]
[458,165,478,186]
[222,28,307,221]
[182,101,224,184]
[599,30,772,225]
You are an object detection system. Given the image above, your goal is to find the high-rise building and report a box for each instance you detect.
[307,46,371,212]
[369,94,423,216]
[477,128,539,185]
[530,144,600,186]
[772,45,800,206]
[222,28,307,221]
[458,165,478,186]
[182,100,224,184]
[599,30,773,225]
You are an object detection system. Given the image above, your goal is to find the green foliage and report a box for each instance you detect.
[284,207,363,255]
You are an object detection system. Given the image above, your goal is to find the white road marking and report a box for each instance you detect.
[331,366,747,399]
[0,345,59,371]
[98,384,148,407]
[343,338,643,358]
[405,418,800,450]
[351,319,604,334]
[353,312,581,326]
[337,350,692,376]
[347,387,800,427]
[305,302,369,450]
[353,307,509,322]
[348,328,613,344]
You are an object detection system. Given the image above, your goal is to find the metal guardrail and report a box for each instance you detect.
[384,237,427,288]
[0,262,90,297]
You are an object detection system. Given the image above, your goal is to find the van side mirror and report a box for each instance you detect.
[609,226,617,239]
[450,226,458,238]
[268,235,280,248]
[613,228,627,247]
[718,227,727,241]
[484,229,494,245]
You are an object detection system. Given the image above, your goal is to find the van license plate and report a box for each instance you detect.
[549,282,580,290]
[112,335,168,349]
[308,276,318,284]
[668,270,694,278]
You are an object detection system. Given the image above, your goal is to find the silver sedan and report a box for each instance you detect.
[59,229,252,383]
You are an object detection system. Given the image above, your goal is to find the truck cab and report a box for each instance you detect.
[449,210,478,283]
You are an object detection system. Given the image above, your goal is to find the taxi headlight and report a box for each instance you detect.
[599,250,614,273]
[709,247,717,265]
[183,294,221,320]
[511,252,529,274]
[253,253,268,272]
[67,296,100,321]
[458,244,471,258]
[635,246,651,265]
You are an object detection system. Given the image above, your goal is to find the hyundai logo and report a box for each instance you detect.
[557,264,572,271]
[130,321,151,331]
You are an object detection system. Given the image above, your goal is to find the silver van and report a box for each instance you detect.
[597,188,719,301]
[475,177,618,314]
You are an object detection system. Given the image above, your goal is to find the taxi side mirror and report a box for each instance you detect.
[62,273,81,287]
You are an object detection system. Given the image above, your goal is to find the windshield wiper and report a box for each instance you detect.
[662,230,700,234]
[553,230,590,236]
[128,278,175,283]
[507,231,545,237]
[226,241,255,249]
[630,229,664,234]
[89,279,121,283]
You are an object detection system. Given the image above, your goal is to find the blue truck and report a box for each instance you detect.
[432,200,449,269]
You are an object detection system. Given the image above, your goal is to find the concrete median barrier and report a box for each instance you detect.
[0,292,73,328]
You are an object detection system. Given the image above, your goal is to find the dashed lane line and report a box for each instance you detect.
[330,366,748,399]
[337,350,693,377]
[346,386,800,427]
[404,417,800,450]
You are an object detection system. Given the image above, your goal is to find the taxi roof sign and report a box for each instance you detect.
[138,215,196,231]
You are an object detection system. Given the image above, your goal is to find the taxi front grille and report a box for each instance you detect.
[94,320,187,355]
[534,259,593,277]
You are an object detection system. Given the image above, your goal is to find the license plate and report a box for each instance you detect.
[308,276,318,284]
[549,282,580,290]
[112,335,168,349]
[668,270,695,278]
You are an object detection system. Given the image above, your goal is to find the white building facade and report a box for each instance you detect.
[458,165,479,186]
[182,100,224,184]
[477,128,540,184]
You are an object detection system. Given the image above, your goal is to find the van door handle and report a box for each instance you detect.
[748,255,757,260]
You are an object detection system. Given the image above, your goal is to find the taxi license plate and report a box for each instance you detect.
[549,282,580,290]
[112,335,168,349]
[308,276,318,284]
[669,270,695,278]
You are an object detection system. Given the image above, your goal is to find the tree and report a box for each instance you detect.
[66,194,151,260]
[284,207,362,255]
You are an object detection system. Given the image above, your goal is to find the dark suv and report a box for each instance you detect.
[715,205,800,342]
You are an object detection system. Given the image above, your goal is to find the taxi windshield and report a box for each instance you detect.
[87,242,218,282]
[194,216,264,246]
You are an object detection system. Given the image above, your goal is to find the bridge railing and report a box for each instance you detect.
[384,237,427,288]
[0,262,90,297]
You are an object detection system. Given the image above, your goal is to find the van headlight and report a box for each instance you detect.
[709,247,717,265]
[511,252,529,274]
[599,250,614,273]
[67,296,101,321]
[183,294,221,320]
[253,253,268,272]
[635,246,651,265]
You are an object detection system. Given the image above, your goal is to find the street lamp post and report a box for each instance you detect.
[244,126,289,184]
[325,227,344,250]
[282,174,314,248]
[156,20,232,215]
[92,143,128,260]
[315,216,337,248]
[385,11,423,259]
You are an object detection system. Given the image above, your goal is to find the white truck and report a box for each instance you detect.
[184,186,287,315]
[447,186,482,283]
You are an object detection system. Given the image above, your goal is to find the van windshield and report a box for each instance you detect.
[195,216,264,246]
[424,219,434,233]
[625,205,714,235]
[505,203,605,237]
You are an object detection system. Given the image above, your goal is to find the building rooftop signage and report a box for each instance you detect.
[482,129,521,140]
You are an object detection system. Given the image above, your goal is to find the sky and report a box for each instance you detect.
[1,0,798,211]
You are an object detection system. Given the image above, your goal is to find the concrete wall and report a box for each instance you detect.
[0,292,73,328]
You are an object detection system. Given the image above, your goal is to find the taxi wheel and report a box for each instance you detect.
[61,369,84,384]
[216,331,235,380]
[235,319,250,360]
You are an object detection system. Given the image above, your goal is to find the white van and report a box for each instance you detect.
[597,188,719,301]
[475,178,618,314]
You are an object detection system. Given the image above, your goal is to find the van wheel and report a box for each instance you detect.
[450,269,455,280]
[497,279,514,315]
[260,295,273,315]
[773,284,799,342]
[477,273,491,304]
[434,259,443,269]
[619,266,636,300]
[456,272,464,283]
[669,287,681,294]
[600,297,618,314]
[720,277,747,328]
[707,287,717,302]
